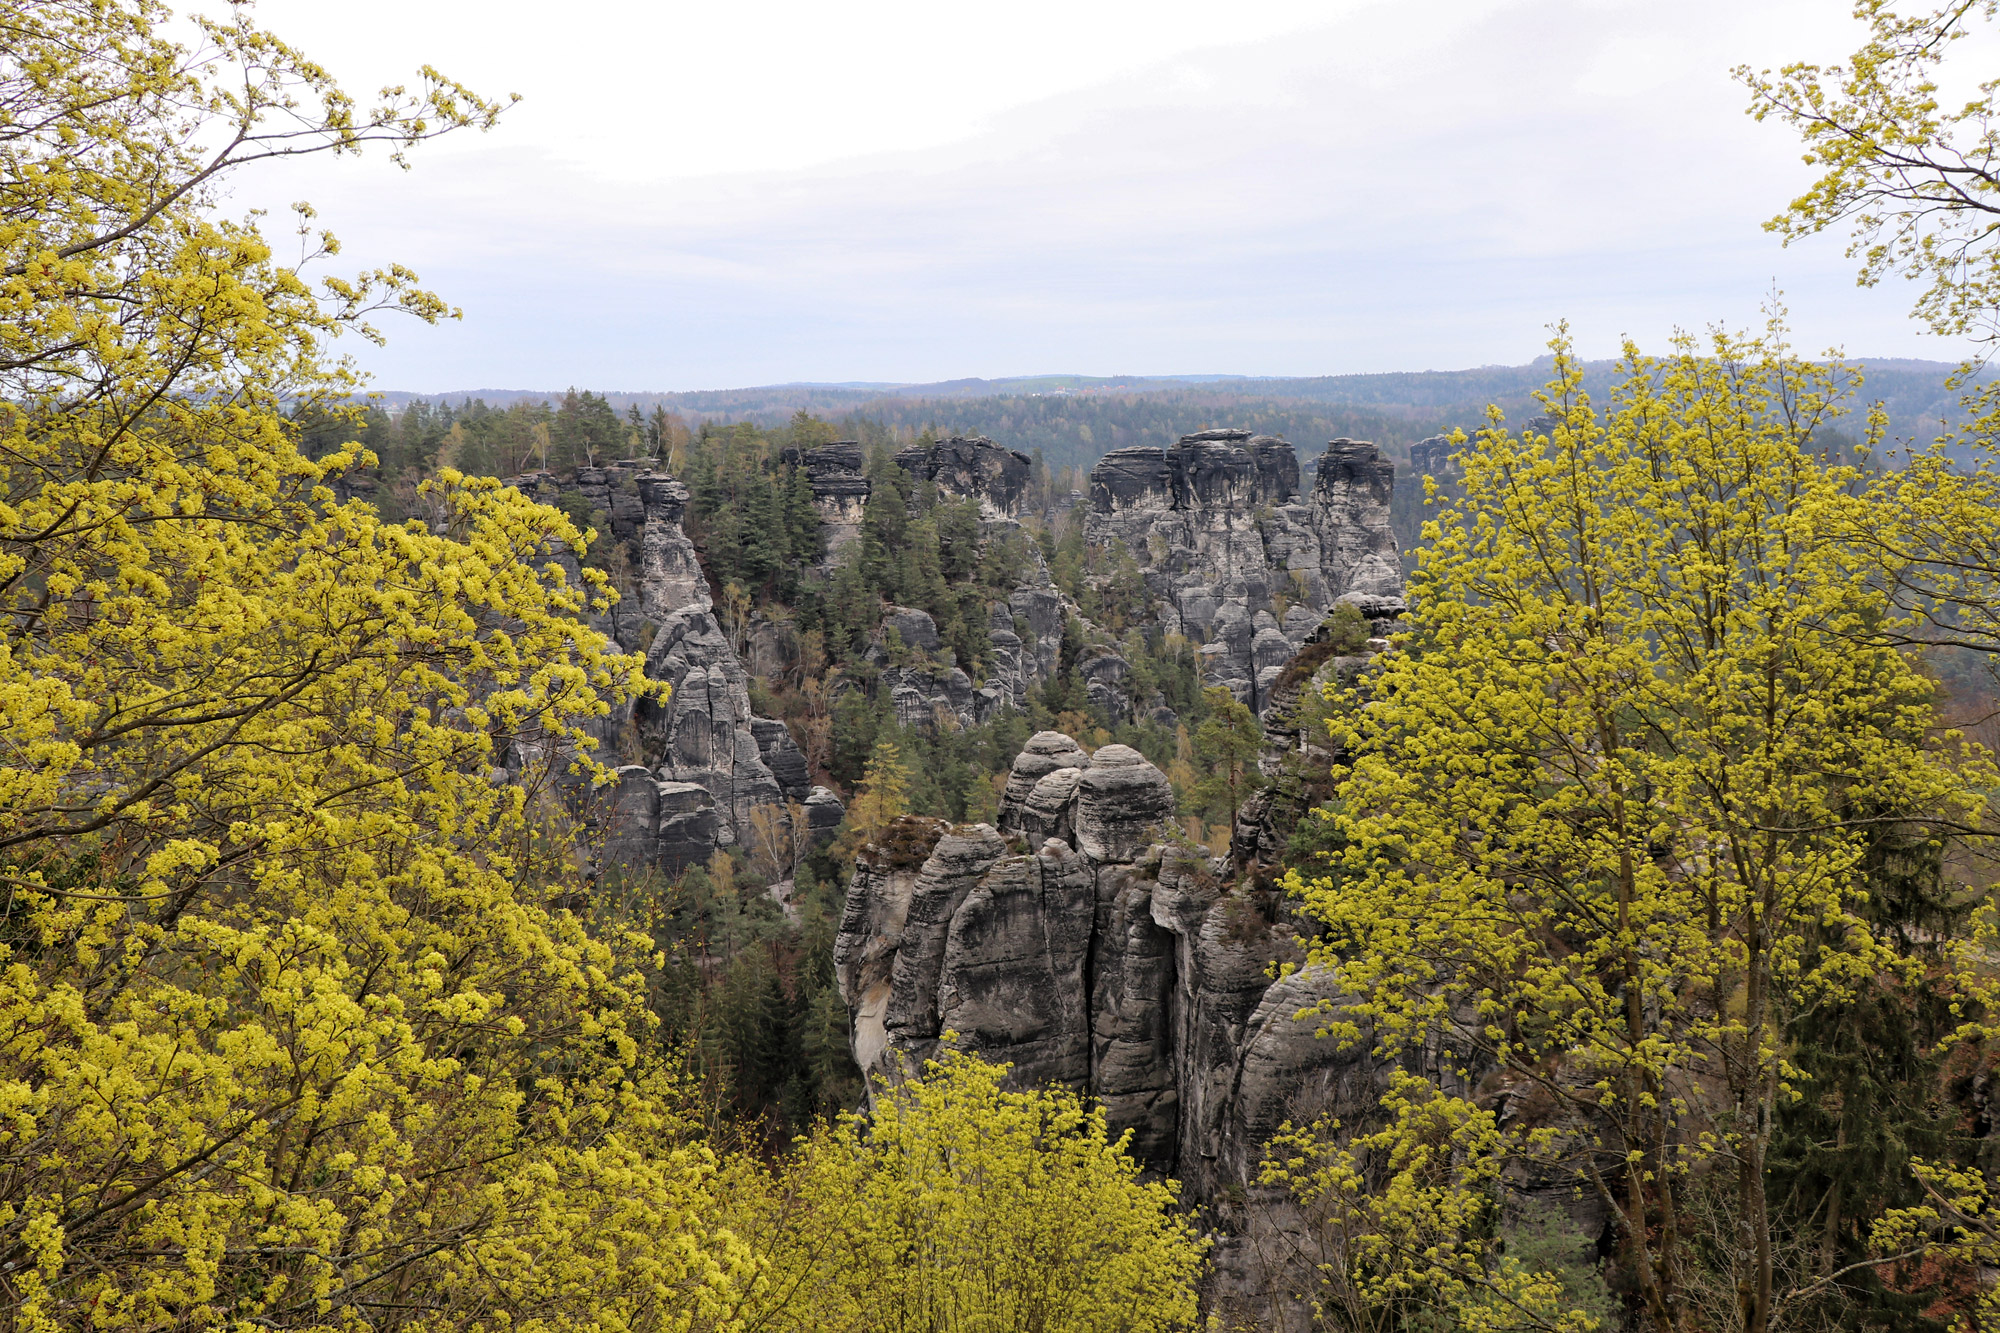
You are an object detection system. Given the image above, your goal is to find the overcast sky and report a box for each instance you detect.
[238,0,1961,391]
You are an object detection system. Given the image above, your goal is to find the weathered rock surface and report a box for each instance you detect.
[1311,438,1402,606]
[780,440,870,563]
[838,730,1370,1186]
[1084,429,1402,714]
[895,434,1032,517]
[837,731,1412,1328]
[1408,433,1461,480]
[614,470,834,872]
[1075,744,1174,863]
[1230,612,1397,873]
[635,474,710,620]
[865,606,979,731]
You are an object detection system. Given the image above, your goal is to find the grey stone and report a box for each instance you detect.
[881,605,943,654]
[1083,429,1403,715]
[584,469,818,878]
[1075,744,1173,864]
[804,785,845,847]
[601,765,659,872]
[998,731,1091,832]
[831,729,1406,1309]
[895,435,1032,517]
[780,441,870,563]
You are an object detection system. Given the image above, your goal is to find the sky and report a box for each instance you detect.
[234,0,1964,392]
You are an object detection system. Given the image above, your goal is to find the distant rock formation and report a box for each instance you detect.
[984,584,1064,712]
[864,605,979,731]
[600,470,841,874]
[1086,430,1403,713]
[779,440,871,564]
[894,435,1032,517]
[1408,433,1461,480]
[521,424,1402,878]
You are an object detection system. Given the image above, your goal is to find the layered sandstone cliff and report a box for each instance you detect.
[583,472,842,875]
[1085,430,1402,713]
[834,732,1388,1326]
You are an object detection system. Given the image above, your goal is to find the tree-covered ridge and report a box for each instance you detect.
[369,356,1995,484]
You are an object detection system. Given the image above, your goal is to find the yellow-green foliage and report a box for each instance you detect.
[0,7,1212,1328]
[1282,325,1990,1331]
[1741,0,2000,344]
[721,1049,1206,1333]
[0,4,767,1328]
[1870,1157,2000,1329]
[1260,1072,1601,1333]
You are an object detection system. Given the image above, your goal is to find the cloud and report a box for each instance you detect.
[236,0,1947,389]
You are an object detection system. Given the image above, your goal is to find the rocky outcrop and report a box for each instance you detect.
[1085,430,1402,714]
[865,605,979,731]
[1408,433,1461,480]
[780,440,871,563]
[976,556,1066,715]
[1230,607,1403,873]
[635,475,710,620]
[616,471,838,873]
[842,730,1436,1333]
[1311,439,1402,604]
[895,435,1032,517]
[837,731,1389,1325]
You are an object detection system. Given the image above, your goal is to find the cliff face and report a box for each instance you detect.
[591,472,842,875]
[894,434,1032,517]
[835,732,1386,1324]
[780,440,871,565]
[553,426,1400,891]
[1086,430,1402,713]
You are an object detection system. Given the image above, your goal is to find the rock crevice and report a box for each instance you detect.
[838,732,1373,1187]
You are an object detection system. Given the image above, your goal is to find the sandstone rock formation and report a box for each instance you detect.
[835,732,1383,1324]
[606,470,840,873]
[1408,433,1461,480]
[1084,430,1402,713]
[983,584,1064,712]
[862,605,979,731]
[779,440,871,564]
[894,434,1031,517]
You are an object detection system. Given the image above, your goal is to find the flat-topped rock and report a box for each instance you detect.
[895,435,1032,516]
[1084,429,1402,715]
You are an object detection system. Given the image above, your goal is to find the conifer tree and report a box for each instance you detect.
[1189,685,1266,829]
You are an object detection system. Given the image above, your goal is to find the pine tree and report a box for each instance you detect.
[1188,685,1264,828]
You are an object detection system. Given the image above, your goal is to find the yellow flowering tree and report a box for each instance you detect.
[0,3,753,1328]
[720,1049,1205,1333]
[1283,327,1987,1333]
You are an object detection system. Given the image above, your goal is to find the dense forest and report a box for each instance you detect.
[371,357,1989,479]
[12,1,2000,1330]
[307,390,1294,1132]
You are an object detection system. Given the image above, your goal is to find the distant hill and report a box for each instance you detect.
[373,357,1990,476]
